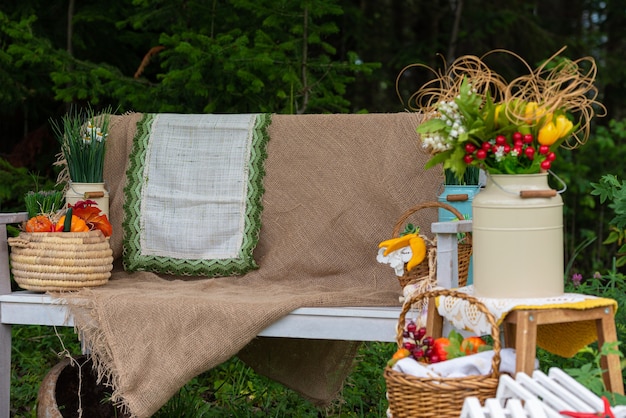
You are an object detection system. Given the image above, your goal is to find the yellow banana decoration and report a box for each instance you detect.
[406,236,427,271]
[378,233,418,256]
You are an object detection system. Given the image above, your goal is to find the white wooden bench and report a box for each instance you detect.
[0,211,471,416]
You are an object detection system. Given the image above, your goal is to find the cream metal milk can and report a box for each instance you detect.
[65,182,110,217]
[472,173,565,298]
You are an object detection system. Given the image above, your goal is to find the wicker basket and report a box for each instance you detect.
[391,201,472,288]
[384,288,501,418]
[8,231,113,291]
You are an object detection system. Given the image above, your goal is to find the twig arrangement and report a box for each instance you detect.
[397,46,606,150]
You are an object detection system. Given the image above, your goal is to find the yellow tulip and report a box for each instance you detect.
[555,114,573,138]
[524,102,540,123]
[538,122,559,146]
[524,102,552,125]
[494,104,503,120]
[493,103,508,128]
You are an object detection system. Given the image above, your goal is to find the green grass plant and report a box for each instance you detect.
[11,329,393,417]
[23,190,64,218]
[50,106,112,184]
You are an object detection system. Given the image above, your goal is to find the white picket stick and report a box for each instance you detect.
[484,398,507,418]
[465,368,622,418]
[522,398,549,418]
[495,374,562,418]
[547,367,604,411]
[516,372,573,412]
[460,396,551,418]
[460,397,487,418]
[506,398,529,418]
[532,369,594,411]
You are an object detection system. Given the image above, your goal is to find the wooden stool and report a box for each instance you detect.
[427,299,624,395]
[502,305,624,395]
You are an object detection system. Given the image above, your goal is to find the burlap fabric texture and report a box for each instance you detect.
[57,112,442,417]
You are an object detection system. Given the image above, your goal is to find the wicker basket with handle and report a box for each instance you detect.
[389,201,472,288]
[384,288,501,417]
[8,230,113,291]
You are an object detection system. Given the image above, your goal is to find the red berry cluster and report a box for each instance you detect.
[402,319,441,364]
[463,132,557,170]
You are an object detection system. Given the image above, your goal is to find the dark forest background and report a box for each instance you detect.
[2,0,626,273]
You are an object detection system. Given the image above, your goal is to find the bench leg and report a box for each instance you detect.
[0,323,10,418]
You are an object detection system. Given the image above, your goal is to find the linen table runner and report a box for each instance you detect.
[123,113,269,276]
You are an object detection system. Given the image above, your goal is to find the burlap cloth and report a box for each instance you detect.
[58,112,442,417]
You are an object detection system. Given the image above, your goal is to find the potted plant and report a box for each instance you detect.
[438,166,483,223]
[38,355,130,418]
[51,105,113,216]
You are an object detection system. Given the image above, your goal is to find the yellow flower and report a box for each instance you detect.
[538,121,559,146]
[524,102,551,124]
[494,103,503,120]
[524,102,538,123]
[538,115,574,146]
[555,114,573,138]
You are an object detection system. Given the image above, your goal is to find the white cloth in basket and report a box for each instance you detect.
[392,348,536,378]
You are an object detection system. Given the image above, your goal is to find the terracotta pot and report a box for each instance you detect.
[37,356,128,418]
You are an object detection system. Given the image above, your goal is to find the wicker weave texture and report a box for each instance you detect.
[391,202,472,288]
[8,231,113,291]
[384,288,500,417]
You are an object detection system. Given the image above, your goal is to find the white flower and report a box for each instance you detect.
[83,125,108,143]
[377,246,412,277]
[494,145,505,161]
[95,130,107,142]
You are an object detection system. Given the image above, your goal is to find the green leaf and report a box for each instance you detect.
[424,151,451,169]
[416,118,448,133]
[603,230,620,245]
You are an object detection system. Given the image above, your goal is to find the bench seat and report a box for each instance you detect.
[0,291,402,342]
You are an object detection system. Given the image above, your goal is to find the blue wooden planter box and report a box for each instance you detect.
[438,185,481,285]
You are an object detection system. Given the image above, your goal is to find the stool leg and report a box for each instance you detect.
[503,320,516,348]
[426,296,444,338]
[513,311,538,376]
[596,308,624,395]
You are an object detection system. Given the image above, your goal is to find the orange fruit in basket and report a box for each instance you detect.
[54,215,90,232]
[460,336,487,355]
[72,205,112,237]
[24,215,54,232]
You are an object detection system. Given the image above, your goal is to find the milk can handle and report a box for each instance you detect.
[68,181,109,199]
[446,193,469,202]
[489,170,567,198]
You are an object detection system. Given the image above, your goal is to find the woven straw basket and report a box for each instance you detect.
[392,201,472,288]
[8,231,113,291]
[384,288,501,418]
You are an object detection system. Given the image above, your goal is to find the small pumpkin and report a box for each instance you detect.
[24,215,54,232]
[54,215,90,232]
